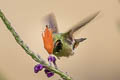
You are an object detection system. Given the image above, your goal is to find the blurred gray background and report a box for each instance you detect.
[0,0,120,80]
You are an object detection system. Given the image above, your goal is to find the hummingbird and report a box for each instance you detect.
[42,12,99,59]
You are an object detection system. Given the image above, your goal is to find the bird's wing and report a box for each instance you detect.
[66,11,100,40]
[45,13,59,33]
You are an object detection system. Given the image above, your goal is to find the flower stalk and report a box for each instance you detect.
[0,10,72,80]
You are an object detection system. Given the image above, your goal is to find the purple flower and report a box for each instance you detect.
[44,69,50,73]
[34,64,44,73]
[48,56,56,63]
[47,72,54,78]
[52,56,56,64]
[34,56,56,77]
[34,64,54,78]
[48,55,57,69]
[44,69,54,78]
[48,56,53,62]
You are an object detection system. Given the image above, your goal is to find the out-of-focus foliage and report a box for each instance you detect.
[0,72,7,80]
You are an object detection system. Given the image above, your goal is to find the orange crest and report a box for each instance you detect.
[42,26,54,54]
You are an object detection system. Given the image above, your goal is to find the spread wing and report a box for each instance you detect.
[66,11,100,41]
[45,13,59,33]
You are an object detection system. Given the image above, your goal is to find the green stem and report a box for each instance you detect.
[0,10,72,80]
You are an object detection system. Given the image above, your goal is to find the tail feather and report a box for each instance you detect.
[73,38,87,50]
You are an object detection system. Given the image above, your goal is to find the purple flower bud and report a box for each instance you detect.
[48,56,53,62]
[52,56,56,64]
[47,72,54,78]
[48,56,56,63]
[44,69,50,73]
[34,64,44,73]
[44,69,54,78]
[34,57,56,78]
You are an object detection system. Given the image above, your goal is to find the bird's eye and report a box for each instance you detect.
[54,40,63,52]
